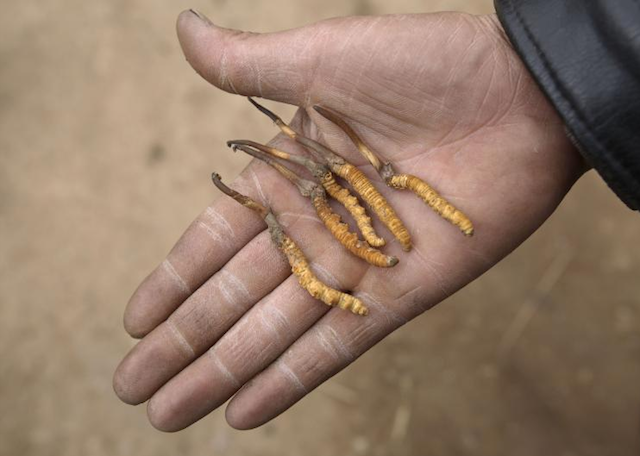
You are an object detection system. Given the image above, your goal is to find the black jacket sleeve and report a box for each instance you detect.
[494,0,640,210]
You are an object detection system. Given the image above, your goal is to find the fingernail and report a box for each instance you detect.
[189,9,213,26]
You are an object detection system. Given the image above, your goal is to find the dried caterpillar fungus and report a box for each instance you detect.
[247,98,412,251]
[282,235,368,316]
[211,173,368,316]
[319,171,385,247]
[313,105,474,236]
[387,174,474,236]
[227,139,385,248]
[228,142,397,268]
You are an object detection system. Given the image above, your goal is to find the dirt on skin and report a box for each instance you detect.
[1,1,639,455]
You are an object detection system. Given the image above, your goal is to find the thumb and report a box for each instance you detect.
[176,9,319,106]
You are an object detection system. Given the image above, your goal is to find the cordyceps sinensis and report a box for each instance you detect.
[211,173,368,316]
[313,105,474,237]
[227,142,398,268]
[227,139,385,248]
[247,97,412,252]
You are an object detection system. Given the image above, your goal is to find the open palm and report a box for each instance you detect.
[114,10,584,431]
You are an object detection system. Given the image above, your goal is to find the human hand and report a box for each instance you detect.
[113,10,584,431]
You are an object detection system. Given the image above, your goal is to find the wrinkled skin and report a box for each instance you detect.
[113,10,584,431]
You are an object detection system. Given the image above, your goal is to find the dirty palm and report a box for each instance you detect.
[113,10,582,431]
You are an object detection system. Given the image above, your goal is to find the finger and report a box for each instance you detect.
[146,275,326,431]
[123,163,267,338]
[176,9,321,106]
[224,292,408,430]
[114,228,289,405]
[145,235,364,432]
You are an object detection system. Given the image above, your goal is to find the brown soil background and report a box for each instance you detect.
[2,1,639,455]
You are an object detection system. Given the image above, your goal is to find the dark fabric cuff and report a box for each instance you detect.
[494,0,640,210]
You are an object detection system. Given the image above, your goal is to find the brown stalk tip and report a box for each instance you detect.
[230,143,271,163]
[210,172,269,219]
[227,139,263,154]
[248,97,281,123]
[211,172,238,199]
[211,172,223,186]
[227,140,258,156]
[313,104,384,172]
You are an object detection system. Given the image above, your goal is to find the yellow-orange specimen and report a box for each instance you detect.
[228,139,386,248]
[313,105,474,236]
[319,171,385,247]
[228,142,397,268]
[211,173,368,316]
[247,98,412,251]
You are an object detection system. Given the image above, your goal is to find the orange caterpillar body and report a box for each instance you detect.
[211,173,368,316]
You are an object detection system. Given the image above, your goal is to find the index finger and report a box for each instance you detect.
[123,162,268,338]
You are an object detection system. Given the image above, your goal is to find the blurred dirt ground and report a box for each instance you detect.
[1,1,639,455]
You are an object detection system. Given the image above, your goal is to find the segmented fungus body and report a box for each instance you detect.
[211,173,368,315]
[387,174,473,236]
[228,142,397,268]
[319,171,385,247]
[248,97,412,251]
[228,139,385,248]
[281,235,368,315]
[313,105,474,236]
